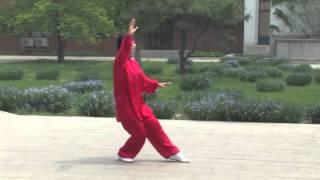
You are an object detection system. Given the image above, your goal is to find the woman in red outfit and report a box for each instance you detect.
[113,18,190,163]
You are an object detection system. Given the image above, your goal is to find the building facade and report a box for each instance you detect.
[244,0,320,60]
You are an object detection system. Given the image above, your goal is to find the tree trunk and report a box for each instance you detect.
[56,34,66,63]
[179,29,187,74]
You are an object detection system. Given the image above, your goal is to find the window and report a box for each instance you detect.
[258,0,271,45]
[144,21,173,50]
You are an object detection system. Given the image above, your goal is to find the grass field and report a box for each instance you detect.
[1,60,320,116]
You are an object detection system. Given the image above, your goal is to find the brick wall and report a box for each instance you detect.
[0,25,243,55]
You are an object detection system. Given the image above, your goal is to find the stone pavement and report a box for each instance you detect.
[0,111,320,180]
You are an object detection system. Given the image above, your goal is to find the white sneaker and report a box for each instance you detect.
[168,152,190,163]
[118,156,135,163]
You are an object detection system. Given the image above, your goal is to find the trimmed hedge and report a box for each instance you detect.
[286,73,312,86]
[76,71,102,81]
[277,63,296,71]
[239,68,268,82]
[223,60,240,68]
[0,68,24,80]
[256,79,285,92]
[222,56,288,66]
[183,92,303,123]
[293,64,312,73]
[266,68,283,78]
[167,58,179,64]
[190,51,224,57]
[179,73,212,91]
[23,86,71,113]
[314,70,320,83]
[62,80,104,94]
[36,70,60,80]
[0,87,22,112]
[147,100,176,119]
[144,66,163,75]
[75,91,114,117]
[309,104,320,124]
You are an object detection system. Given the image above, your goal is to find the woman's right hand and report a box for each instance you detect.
[128,18,139,35]
[159,82,172,88]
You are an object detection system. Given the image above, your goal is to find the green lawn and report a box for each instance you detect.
[1,60,320,114]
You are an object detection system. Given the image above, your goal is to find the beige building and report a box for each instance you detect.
[244,0,320,60]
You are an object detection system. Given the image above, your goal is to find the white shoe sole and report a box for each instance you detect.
[118,157,135,163]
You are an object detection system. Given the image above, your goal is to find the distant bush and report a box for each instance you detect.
[190,51,224,57]
[277,103,304,123]
[223,60,240,68]
[256,79,285,92]
[277,64,296,71]
[183,92,303,123]
[179,73,212,91]
[175,59,194,74]
[196,65,212,73]
[167,58,179,64]
[143,93,158,101]
[220,67,244,78]
[313,70,320,83]
[221,56,252,66]
[0,68,24,80]
[239,67,268,82]
[144,66,163,75]
[293,64,312,73]
[36,70,60,80]
[65,50,103,56]
[0,87,22,112]
[23,86,71,113]
[256,58,289,65]
[266,68,283,78]
[286,73,312,86]
[222,56,288,66]
[147,100,176,119]
[210,64,228,74]
[308,104,320,124]
[183,92,241,121]
[75,91,114,117]
[62,80,104,94]
[76,71,102,81]
[209,63,243,78]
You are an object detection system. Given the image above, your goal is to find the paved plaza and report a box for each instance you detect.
[0,111,320,180]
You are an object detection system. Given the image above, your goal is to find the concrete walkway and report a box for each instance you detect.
[1,111,320,180]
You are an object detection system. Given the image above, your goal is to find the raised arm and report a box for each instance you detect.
[116,18,139,63]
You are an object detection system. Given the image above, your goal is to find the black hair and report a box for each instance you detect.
[116,34,123,50]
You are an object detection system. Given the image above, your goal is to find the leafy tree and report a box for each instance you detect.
[0,0,115,63]
[126,0,244,74]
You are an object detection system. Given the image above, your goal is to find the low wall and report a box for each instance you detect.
[274,39,320,60]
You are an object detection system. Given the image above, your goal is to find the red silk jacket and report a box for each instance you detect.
[113,35,159,122]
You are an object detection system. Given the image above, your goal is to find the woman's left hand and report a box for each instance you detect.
[159,82,172,88]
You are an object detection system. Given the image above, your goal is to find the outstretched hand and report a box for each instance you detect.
[159,82,172,88]
[128,18,139,35]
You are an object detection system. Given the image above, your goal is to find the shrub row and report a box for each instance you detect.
[75,91,114,117]
[179,73,212,91]
[183,92,303,123]
[2,85,320,123]
[221,56,289,66]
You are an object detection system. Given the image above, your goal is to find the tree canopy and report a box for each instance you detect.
[0,0,116,62]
